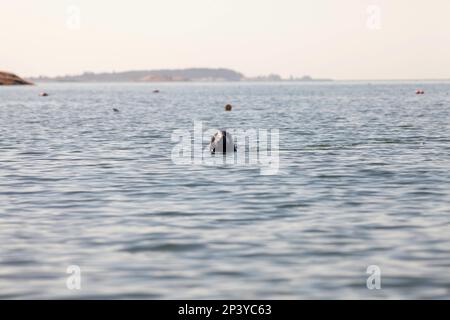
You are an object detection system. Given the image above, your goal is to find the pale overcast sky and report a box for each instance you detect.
[2,0,450,79]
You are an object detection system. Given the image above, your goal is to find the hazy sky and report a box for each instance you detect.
[2,0,450,79]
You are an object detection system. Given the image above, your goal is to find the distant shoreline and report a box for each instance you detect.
[6,66,450,84]
[28,68,333,83]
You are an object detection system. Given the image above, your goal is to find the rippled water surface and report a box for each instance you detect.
[1,82,450,299]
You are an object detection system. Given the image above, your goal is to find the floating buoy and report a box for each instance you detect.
[225,104,232,111]
[153,90,160,93]
[39,92,48,97]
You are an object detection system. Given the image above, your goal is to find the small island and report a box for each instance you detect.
[0,71,33,85]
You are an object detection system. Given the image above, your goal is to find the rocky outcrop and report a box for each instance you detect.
[0,71,33,85]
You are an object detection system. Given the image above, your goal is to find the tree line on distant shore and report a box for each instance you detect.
[27,68,332,83]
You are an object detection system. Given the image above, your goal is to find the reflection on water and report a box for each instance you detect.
[0,82,450,299]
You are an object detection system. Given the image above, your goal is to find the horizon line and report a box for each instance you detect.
[17,68,450,83]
